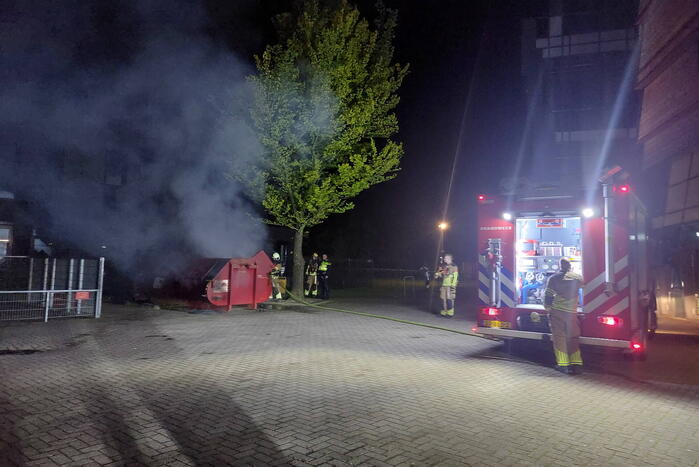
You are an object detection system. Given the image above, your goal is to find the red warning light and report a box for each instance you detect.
[477,194,486,201]
[598,316,621,326]
[482,307,499,316]
[617,184,631,193]
[631,342,642,350]
[471,326,478,333]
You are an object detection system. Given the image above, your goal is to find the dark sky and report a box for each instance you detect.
[305,1,543,267]
[201,0,546,267]
[205,0,535,267]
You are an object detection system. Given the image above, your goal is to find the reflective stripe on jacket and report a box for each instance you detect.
[306,259,319,275]
[441,265,459,287]
[545,271,583,312]
[318,260,331,272]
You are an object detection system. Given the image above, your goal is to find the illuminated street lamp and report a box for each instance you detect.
[437,221,449,253]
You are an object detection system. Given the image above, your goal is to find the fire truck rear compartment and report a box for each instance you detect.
[515,217,582,310]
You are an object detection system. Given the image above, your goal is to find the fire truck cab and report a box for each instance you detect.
[475,168,652,359]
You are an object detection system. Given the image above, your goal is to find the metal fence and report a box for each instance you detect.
[0,257,104,322]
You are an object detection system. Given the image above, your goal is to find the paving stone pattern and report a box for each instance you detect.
[1,304,698,466]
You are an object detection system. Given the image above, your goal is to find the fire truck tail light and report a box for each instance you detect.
[477,194,486,201]
[598,316,621,326]
[482,307,499,316]
[631,342,642,351]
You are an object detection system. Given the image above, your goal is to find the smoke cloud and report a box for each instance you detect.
[0,0,266,273]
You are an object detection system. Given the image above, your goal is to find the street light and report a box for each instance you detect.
[437,221,449,253]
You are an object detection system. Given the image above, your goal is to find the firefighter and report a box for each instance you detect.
[434,253,458,317]
[544,258,584,374]
[317,254,331,300]
[305,252,320,297]
[270,252,285,301]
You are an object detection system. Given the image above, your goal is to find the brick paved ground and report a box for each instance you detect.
[1,303,698,466]
[314,294,699,387]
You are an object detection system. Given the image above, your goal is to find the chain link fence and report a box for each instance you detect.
[0,257,104,322]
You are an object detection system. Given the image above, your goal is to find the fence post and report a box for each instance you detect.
[95,257,105,318]
[47,259,57,318]
[67,259,74,316]
[42,258,48,290]
[77,259,84,315]
[27,258,34,304]
[44,290,50,322]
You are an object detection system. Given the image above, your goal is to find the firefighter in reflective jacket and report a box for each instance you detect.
[317,254,331,300]
[545,258,584,374]
[305,252,320,297]
[270,252,285,301]
[434,253,458,317]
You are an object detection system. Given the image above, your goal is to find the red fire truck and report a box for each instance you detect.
[475,167,652,359]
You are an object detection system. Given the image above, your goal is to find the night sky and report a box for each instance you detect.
[2,0,546,271]
[307,0,544,268]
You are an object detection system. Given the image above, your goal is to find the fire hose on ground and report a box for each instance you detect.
[277,290,491,340]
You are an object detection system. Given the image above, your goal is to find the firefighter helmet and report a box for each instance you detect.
[272,252,281,261]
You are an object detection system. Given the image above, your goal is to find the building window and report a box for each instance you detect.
[536,18,549,39]
[563,12,599,35]
[0,226,11,257]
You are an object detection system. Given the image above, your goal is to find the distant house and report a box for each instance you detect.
[0,190,51,258]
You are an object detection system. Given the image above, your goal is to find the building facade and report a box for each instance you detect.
[636,0,699,319]
[518,0,640,197]
[0,191,52,258]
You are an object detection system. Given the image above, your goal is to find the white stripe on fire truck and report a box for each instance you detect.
[478,289,489,304]
[478,271,489,288]
[501,294,515,307]
[585,276,629,313]
[477,256,516,296]
[500,271,516,297]
[606,296,630,316]
[583,255,629,295]
[617,275,629,291]
[477,272,515,307]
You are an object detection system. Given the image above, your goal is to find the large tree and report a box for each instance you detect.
[242,0,408,297]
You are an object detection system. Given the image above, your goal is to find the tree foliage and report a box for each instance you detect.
[243,0,408,233]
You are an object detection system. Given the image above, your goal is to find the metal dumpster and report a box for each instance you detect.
[152,251,274,310]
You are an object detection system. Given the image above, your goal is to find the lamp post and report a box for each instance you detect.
[437,221,449,253]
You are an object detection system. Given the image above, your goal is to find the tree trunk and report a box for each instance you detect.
[292,227,305,298]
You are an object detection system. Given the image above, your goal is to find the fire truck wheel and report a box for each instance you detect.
[502,339,526,354]
[502,339,513,354]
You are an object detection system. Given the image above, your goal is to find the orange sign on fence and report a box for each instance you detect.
[75,291,90,300]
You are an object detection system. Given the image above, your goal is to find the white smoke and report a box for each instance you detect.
[0,0,267,273]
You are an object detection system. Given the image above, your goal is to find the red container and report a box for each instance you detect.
[154,251,274,310]
[204,251,274,310]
